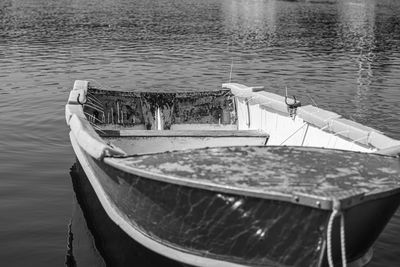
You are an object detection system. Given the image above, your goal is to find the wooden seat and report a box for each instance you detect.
[101,130,270,155]
[99,129,269,138]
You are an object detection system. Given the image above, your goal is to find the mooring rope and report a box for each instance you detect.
[340,212,347,267]
[327,201,347,267]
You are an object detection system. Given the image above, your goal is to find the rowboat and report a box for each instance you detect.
[65,80,400,267]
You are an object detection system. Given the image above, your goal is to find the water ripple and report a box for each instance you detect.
[1,0,400,266]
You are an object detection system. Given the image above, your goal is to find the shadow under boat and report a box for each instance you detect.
[67,163,188,267]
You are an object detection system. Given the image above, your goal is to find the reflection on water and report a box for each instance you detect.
[68,163,186,267]
[223,0,277,48]
[65,222,76,267]
[338,0,376,121]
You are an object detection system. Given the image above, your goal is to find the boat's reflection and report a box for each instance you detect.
[67,162,188,267]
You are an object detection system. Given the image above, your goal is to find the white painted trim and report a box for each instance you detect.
[69,132,249,267]
[68,80,89,104]
[69,114,125,160]
[223,83,396,152]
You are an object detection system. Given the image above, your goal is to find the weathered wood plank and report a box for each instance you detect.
[99,129,269,138]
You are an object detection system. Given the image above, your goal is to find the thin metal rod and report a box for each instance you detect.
[90,123,106,135]
[308,94,319,108]
[116,102,120,123]
[84,103,104,115]
[87,93,104,106]
[86,99,104,111]
[279,123,307,146]
[351,135,368,143]
[246,100,251,128]
[332,130,349,137]
[320,124,329,131]
[301,124,310,146]
[229,59,233,83]
[84,112,104,124]
[349,135,369,150]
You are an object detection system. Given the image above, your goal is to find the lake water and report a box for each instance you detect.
[1,0,400,266]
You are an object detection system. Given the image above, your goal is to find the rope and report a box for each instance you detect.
[327,201,347,267]
[327,209,338,267]
[340,214,347,267]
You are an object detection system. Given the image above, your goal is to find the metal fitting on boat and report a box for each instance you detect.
[77,93,87,105]
[285,95,301,119]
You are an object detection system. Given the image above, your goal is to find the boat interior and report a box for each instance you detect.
[69,82,400,157]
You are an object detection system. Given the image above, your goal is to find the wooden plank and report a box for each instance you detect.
[99,129,269,138]
[106,136,267,155]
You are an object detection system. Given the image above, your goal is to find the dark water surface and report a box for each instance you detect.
[1,0,400,266]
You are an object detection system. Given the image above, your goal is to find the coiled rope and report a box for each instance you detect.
[327,201,347,267]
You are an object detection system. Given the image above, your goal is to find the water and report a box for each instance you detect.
[0,0,400,266]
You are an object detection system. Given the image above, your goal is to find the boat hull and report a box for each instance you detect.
[71,133,400,267]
